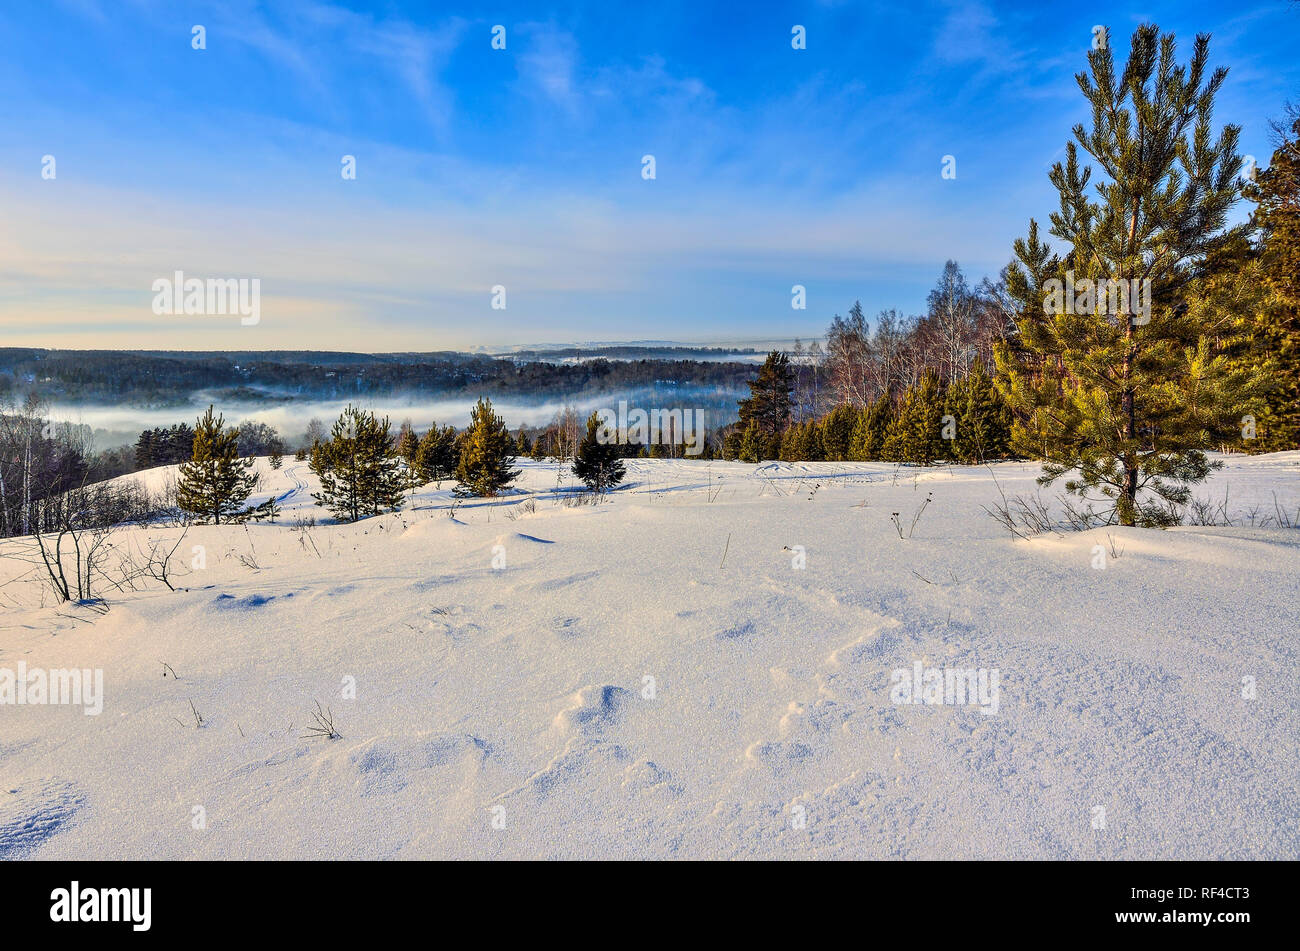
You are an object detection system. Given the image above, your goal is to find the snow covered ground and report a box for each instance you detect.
[1,453,1298,859]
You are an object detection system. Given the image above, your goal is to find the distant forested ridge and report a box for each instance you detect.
[0,348,758,409]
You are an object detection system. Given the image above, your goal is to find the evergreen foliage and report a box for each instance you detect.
[176,406,258,524]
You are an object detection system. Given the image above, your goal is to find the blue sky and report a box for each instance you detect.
[1,0,1297,351]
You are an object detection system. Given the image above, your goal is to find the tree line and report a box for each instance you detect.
[720,25,1299,528]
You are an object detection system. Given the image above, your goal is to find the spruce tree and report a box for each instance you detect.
[995,25,1268,525]
[176,406,258,524]
[310,405,405,522]
[453,398,520,498]
[572,412,627,492]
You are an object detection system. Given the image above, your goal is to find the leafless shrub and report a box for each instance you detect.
[1184,488,1231,526]
[1060,496,1112,531]
[118,526,192,592]
[302,700,341,740]
[1273,492,1299,529]
[505,497,537,521]
[1106,533,1124,560]
[982,492,1062,539]
[25,519,120,603]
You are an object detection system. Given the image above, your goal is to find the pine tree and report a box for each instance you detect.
[737,350,794,436]
[1242,114,1300,450]
[995,25,1268,525]
[572,412,626,492]
[396,427,420,466]
[884,373,945,464]
[176,406,258,524]
[945,363,1010,464]
[415,422,458,482]
[515,427,532,456]
[779,425,800,461]
[169,423,195,463]
[850,396,892,461]
[454,398,520,498]
[268,450,283,470]
[737,421,764,463]
[819,404,858,461]
[941,376,970,463]
[795,419,824,461]
[310,405,405,522]
[134,430,154,470]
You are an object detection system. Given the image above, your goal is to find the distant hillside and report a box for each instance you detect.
[0,348,758,410]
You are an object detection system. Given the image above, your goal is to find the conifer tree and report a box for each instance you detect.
[995,25,1268,525]
[453,398,520,498]
[415,422,458,482]
[945,363,1011,464]
[269,450,283,470]
[737,420,763,463]
[737,350,794,436]
[176,406,258,524]
[310,405,405,522]
[572,412,626,492]
[396,427,419,466]
[795,418,824,461]
[1242,114,1300,450]
[819,404,858,461]
[779,425,800,462]
[850,395,892,461]
[134,430,155,469]
[884,373,945,465]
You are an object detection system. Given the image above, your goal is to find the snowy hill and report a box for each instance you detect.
[2,454,1298,859]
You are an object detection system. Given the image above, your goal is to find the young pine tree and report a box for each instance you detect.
[176,406,258,524]
[454,398,520,498]
[995,25,1268,525]
[395,427,420,466]
[819,404,858,461]
[737,421,764,463]
[415,423,458,482]
[850,395,892,461]
[310,405,405,522]
[884,373,945,465]
[572,412,627,492]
